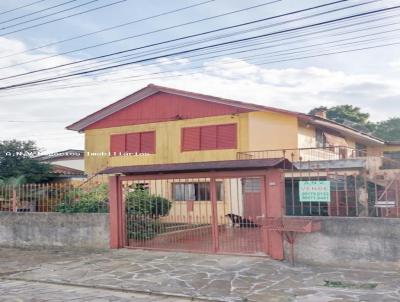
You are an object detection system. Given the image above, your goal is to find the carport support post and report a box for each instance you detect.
[109,175,124,249]
[210,178,219,253]
[265,169,285,260]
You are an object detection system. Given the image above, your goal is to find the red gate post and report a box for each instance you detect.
[265,169,285,260]
[109,175,124,249]
[259,176,269,254]
[210,178,219,253]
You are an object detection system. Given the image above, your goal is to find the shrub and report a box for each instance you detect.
[56,183,109,213]
[125,189,171,240]
[125,189,171,217]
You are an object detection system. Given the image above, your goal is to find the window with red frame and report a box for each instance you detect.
[110,131,155,155]
[181,123,237,151]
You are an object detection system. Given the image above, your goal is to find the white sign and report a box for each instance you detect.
[375,201,396,208]
[299,181,331,202]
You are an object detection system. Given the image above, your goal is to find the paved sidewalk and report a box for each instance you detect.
[0,279,195,302]
[0,247,399,302]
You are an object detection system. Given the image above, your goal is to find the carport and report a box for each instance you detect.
[103,158,292,260]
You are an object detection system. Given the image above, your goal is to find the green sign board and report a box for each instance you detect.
[299,181,331,202]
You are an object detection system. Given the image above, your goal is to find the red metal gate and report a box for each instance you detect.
[109,169,285,258]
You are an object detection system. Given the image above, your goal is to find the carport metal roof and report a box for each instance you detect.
[99,158,293,175]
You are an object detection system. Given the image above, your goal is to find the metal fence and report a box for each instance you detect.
[238,146,400,218]
[122,177,266,255]
[0,181,109,213]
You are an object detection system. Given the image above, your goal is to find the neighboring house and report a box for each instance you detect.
[36,149,86,183]
[66,84,388,175]
[381,141,400,169]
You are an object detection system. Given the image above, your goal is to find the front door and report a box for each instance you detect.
[242,178,262,221]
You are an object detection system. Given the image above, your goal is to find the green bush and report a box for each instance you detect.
[125,189,171,240]
[125,189,171,217]
[56,183,109,213]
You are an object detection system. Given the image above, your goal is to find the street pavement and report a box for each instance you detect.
[0,247,399,301]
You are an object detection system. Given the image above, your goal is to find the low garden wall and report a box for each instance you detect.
[0,212,109,250]
[284,216,400,269]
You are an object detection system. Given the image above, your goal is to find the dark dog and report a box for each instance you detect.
[225,213,259,228]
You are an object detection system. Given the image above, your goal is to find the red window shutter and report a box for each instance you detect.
[110,134,126,155]
[200,125,217,150]
[126,133,140,153]
[140,131,155,154]
[217,124,237,149]
[182,127,200,151]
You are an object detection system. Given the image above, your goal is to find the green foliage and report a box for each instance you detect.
[373,118,400,141]
[0,140,54,183]
[0,176,26,187]
[56,183,109,213]
[125,189,171,240]
[309,105,374,132]
[126,218,168,240]
[125,189,171,217]
[309,105,400,141]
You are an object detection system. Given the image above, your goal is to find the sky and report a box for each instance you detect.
[0,0,399,153]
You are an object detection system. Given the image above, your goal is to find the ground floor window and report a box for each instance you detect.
[172,182,223,201]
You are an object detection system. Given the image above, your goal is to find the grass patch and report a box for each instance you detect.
[324,280,378,289]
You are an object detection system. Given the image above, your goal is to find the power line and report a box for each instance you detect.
[0,0,359,77]
[1,3,399,91]
[6,15,400,94]
[0,0,281,69]
[0,0,217,60]
[0,0,49,16]
[0,0,80,26]
[41,17,400,85]
[27,0,390,81]
[1,9,398,94]
[0,0,129,37]
[2,34,399,99]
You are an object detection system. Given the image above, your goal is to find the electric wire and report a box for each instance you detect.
[1,3,399,91]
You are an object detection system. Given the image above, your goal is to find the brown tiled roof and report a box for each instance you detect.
[99,158,293,175]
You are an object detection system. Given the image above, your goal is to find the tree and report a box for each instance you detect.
[309,105,374,132]
[0,140,54,183]
[373,118,400,141]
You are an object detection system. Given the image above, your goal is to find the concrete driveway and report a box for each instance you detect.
[0,247,399,302]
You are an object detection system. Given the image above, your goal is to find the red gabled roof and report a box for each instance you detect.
[66,83,384,145]
[66,84,305,132]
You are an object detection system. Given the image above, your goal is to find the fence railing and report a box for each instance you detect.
[237,146,370,161]
[237,146,400,170]
[0,182,109,213]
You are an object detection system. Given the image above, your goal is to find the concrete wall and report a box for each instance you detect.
[285,217,400,269]
[0,212,109,250]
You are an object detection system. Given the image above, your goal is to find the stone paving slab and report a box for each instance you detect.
[0,279,196,302]
[1,248,399,302]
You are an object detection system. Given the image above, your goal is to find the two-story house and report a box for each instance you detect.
[66,84,399,255]
[67,84,385,174]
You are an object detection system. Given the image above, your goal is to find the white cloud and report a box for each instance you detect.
[0,36,399,153]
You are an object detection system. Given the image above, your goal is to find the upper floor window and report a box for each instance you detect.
[355,143,367,157]
[181,123,237,151]
[110,131,155,156]
[316,129,325,148]
[315,129,347,148]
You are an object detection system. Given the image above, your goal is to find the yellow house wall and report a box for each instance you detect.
[84,113,250,175]
[381,145,400,153]
[247,111,298,152]
[124,178,238,224]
